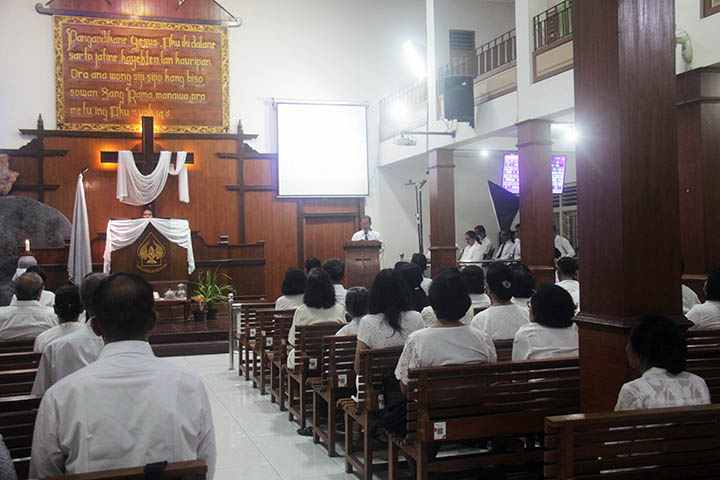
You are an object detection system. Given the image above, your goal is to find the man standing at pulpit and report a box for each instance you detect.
[351,215,383,252]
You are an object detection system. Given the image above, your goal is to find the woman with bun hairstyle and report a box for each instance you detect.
[470,263,529,340]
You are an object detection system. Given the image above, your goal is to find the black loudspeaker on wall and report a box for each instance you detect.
[444,75,474,128]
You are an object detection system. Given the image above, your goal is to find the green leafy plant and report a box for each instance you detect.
[191,267,236,311]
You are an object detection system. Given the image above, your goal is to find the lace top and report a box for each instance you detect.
[356,311,424,349]
[615,367,711,411]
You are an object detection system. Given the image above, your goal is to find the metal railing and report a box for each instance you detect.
[533,0,573,51]
[378,79,428,140]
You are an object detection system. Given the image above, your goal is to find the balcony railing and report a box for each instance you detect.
[437,28,516,96]
[534,0,573,51]
[378,79,428,141]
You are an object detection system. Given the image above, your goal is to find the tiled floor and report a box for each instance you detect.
[167,353,363,480]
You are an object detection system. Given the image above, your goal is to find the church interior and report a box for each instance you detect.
[0,0,719,479]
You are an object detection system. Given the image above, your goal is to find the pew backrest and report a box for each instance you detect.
[237,302,276,340]
[0,394,42,479]
[257,309,295,360]
[319,334,357,391]
[686,329,720,349]
[42,460,208,480]
[544,403,720,479]
[0,340,35,354]
[292,324,345,375]
[354,346,404,415]
[686,346,720,403]
[0,352,41,371]
[0,370,38,397]
[493,339,513,362]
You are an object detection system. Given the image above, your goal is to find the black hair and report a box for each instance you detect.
[557,257,579,278]
[54,284,83,323]
[360,215,372,223]
[465,230,478,240]
[474,225,486,236]
[369,269,411,334]
[410,253,428,272]
[486,263,513,302]
[397,263,429,312]
[93,273,155,342]
[14,273,43,301]
[461,265,485,294]
[345,286,370,319]
[303,268,337,309]
[25,265,47,282]
[511,264,535,298]
[429,270,471,322]
[304,257,322,274]
[530,284,575,328]
[80,272,109,315]
[281,268,307,296]
[705,266,720,302]
[629,315,687,375]
[322,258,345,283]
[394,261,409,270]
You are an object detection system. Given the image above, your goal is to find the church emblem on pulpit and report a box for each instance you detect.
[137,233,168,273]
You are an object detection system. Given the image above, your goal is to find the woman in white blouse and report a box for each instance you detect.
[512,284,578,361]
[395,270,496,389]
[686,267,720,330]
[510,264,535,312]
[461,266,491,310]
[615,315,710,411]
[274,268,306,310]
[471,263,529,340]
[355,269,425,372]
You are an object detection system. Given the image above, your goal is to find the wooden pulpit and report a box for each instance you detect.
[343,240,381,290]
[110,223,189,282]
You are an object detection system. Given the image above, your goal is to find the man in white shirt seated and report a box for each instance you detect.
[0,273,57,340]
[687,267,720,330]
[459,230,483,264]
[473,225,494,260]
[32,273,108,395]
[34,284,84,353]
[351,215,383,250]
[680,261,701,314]
[553,225,576,258]
[556,257,580,312]
[322,258,347,305]
[10,265,55,307]
[29,273,216,479]
[494,230,516,260]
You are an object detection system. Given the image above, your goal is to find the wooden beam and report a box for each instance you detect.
[428,149,457,277]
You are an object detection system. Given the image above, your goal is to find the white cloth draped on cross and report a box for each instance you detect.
[116,150,189,205]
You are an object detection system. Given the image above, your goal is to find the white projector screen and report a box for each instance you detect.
[276,102,369,197]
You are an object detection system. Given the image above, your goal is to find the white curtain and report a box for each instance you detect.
[116,150,189,205]
[103,218,195,274]
[68,173,92,283]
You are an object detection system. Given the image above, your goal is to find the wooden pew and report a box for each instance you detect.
[0,352,41,371]
[686,328,720,349]
[43,460,208,480]
[339,346,404,480]
[0,340,35,354]
[544,404,720,479]
[234,302,275,380]
[388,358,581,480]
[309,334,357,456]
[286,323,344,430]
[494,339,513,362]
[686,346,720,403]
[0,370,37,397]
[250,308,291,395]
[0,394,42,479]
[265,310,295,410]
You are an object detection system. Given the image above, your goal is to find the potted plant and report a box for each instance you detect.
[191,268,236,321]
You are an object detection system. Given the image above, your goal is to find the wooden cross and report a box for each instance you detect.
[354,250,372,275]
[100,116,195,174]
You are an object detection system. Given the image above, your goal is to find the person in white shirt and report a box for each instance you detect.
[556,257,580,312]
[0,273,57,340]
[686,267,720,330]
[512,224,521,260]
[461,266,491,310]
[274,268,306,310]
[459,231,483,264]
[10,265,55,307]
[322,258,347,305]
[680,261,701,315]
[510,264,535,312]
[337,287,369,336]
[411,253,432,295]
[553,225,575,258]
[34,284,84,353]
[494,230,516,260]
[473,225,494,260]
[615,315,710,411]
[512,284,578,361]
[32,273,108,395]
[351,215,383,248]
[396,270,496,389]
[471,263,529,341]
[29,273,216,479]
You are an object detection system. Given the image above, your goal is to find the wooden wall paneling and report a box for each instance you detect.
[303,217,357,265]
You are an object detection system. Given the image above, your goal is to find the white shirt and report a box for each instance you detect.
[33,322,84,353]
[511,297,531,313]
[336,317,361,336]
[614,367,711,411]
[477,236,493,258]
[469,293,491,310]
[11,290,55,307]
[420,306,474,328]
[471,304,529,341]
[420,277,432,295]
[287,304,346,368]
[512,322,579,361]
[334,284,347,305]
[0,300,57,340]
[357,311,425,349]
[274,294,304,310]
[32,323,105,395]
[394,326,497,385]
[513,239,521,259]
[686,300,720,330]
[682,285,701,315]
[494,240,516,260]
[459,242,483,263]
[556,279,580,311]
[29,341,216,479]
[554,234,575,258]
[351,229,382,243]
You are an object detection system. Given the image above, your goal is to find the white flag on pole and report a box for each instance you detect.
[68,173,92,284]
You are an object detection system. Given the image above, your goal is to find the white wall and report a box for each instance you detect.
[675,0,720,73]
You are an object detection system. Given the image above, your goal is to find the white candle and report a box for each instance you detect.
[24,239,30,252]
